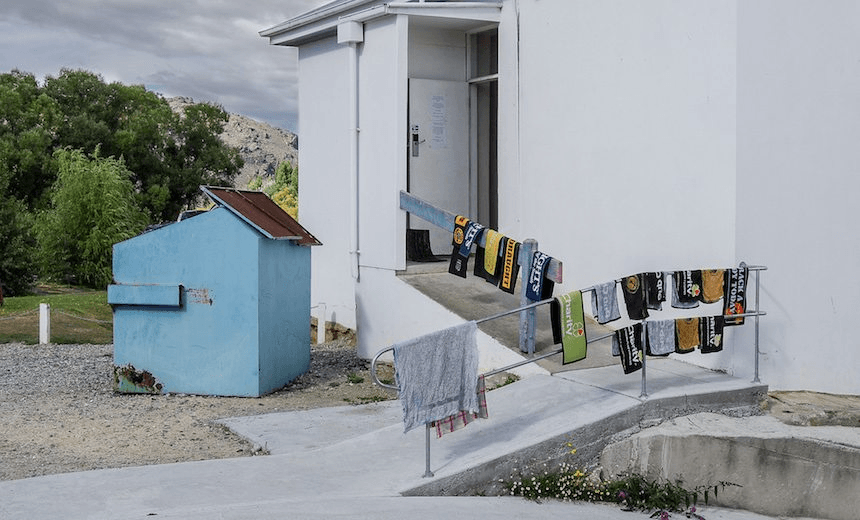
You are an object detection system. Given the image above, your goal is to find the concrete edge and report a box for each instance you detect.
[401,384,768,497]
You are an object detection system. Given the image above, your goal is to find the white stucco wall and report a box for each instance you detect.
[735,1,860,394]
[298,37,357,329]
[506,0,738,290]
[357,15,408,272]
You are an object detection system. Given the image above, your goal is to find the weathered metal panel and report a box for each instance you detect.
[107,284,182,307]
[201,186,322,246]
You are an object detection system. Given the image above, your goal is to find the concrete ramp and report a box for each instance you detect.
[222,358,767,498]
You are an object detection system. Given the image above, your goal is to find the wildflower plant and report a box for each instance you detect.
[504,462,739,519]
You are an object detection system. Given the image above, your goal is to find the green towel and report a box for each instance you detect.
[551,290,588,364]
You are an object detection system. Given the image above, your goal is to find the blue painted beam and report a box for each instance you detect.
[108,284,182,307]
[399,190,563,283]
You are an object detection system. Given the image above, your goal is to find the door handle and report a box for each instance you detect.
[411,124,425,157]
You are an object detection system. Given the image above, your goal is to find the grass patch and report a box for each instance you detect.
[0,285,112,344]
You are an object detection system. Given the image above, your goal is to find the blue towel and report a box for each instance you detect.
[393,321,479,434]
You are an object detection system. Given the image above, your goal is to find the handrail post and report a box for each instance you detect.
[640,333,648,399]
[519,239,537,355]
[753,265,762,383]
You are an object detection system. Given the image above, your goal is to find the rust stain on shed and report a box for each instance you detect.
[114,364,164,394]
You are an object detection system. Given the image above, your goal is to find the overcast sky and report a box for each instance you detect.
[0,0,327,132]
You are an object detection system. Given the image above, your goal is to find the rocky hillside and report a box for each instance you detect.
[167,97,298,190]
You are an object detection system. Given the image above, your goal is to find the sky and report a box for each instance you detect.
[0,0,328,132]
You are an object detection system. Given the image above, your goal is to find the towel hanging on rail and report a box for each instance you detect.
[645,319,675,356]
[498,237,521,294]
[700,269,726,304]
[474,229,503,284]
[723,267,749,326]
[449,216,484,278]
[613,323,644,374]
[675,317,700,353]
[622,273,649,320]
[526,251,555,302]
[699,315,725,353]
[591,280,621,324]
[550,290,588,364]
[393,321,480,433]
[643,271,666,311]
[430,375,488,438]
[671,271,700,309]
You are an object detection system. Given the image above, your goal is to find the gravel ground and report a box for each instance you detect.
[0,337,396,481]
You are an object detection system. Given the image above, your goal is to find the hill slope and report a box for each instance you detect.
[167,97,298,190]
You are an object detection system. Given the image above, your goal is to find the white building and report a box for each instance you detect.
[261,0,860,396]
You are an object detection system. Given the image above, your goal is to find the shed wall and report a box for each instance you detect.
[113,209,261,396]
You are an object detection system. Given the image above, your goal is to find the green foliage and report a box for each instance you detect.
[35,149,147,288]
[0,194,38,296]
[247,175,263,190]
[265,161,299,218]
[505,464,739,518]
[2,68,244,222]
[0,70,60,209]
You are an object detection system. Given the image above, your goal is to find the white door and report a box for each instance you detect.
[408,78,470,256]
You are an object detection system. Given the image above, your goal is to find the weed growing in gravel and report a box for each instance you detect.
[346,372,364,384]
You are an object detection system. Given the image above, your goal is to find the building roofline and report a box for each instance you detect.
[260,1,502,47]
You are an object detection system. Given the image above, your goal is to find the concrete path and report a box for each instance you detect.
[1,357,803,520]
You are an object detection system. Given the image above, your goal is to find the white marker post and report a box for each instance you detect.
[39,303,50,344]
[316,303,326,345]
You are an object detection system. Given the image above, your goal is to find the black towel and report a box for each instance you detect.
[614,323,644,375]
[643,271,666,311]
[498,237,521,294]
[672,270,702,308]
[525,251,554,302]
[723,267,749,326]
[699,315,725,353]
[448,247,469,278]
[621,273,649,320]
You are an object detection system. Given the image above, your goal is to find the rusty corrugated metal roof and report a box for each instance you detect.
[201,186,321,246]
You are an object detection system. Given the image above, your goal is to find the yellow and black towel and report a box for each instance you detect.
[498,237,521,294]
[474,229,503,284]
[448,216,484,278]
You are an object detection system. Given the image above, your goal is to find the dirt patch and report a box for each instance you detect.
[0,336,397,481]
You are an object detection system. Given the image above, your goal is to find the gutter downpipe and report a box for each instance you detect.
[338,20,366,281]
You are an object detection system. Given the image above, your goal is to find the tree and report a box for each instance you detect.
[0,70,60,210]
[265,161,299,218]
[0,190,38,296]
[35,148,147,288]
[41,69,243,221]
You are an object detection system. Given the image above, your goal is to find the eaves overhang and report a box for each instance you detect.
[260,1,502,47]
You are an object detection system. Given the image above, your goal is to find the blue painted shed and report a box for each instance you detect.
[108,186,321,397]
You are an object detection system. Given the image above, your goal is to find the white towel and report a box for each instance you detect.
[394,321,479,434]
